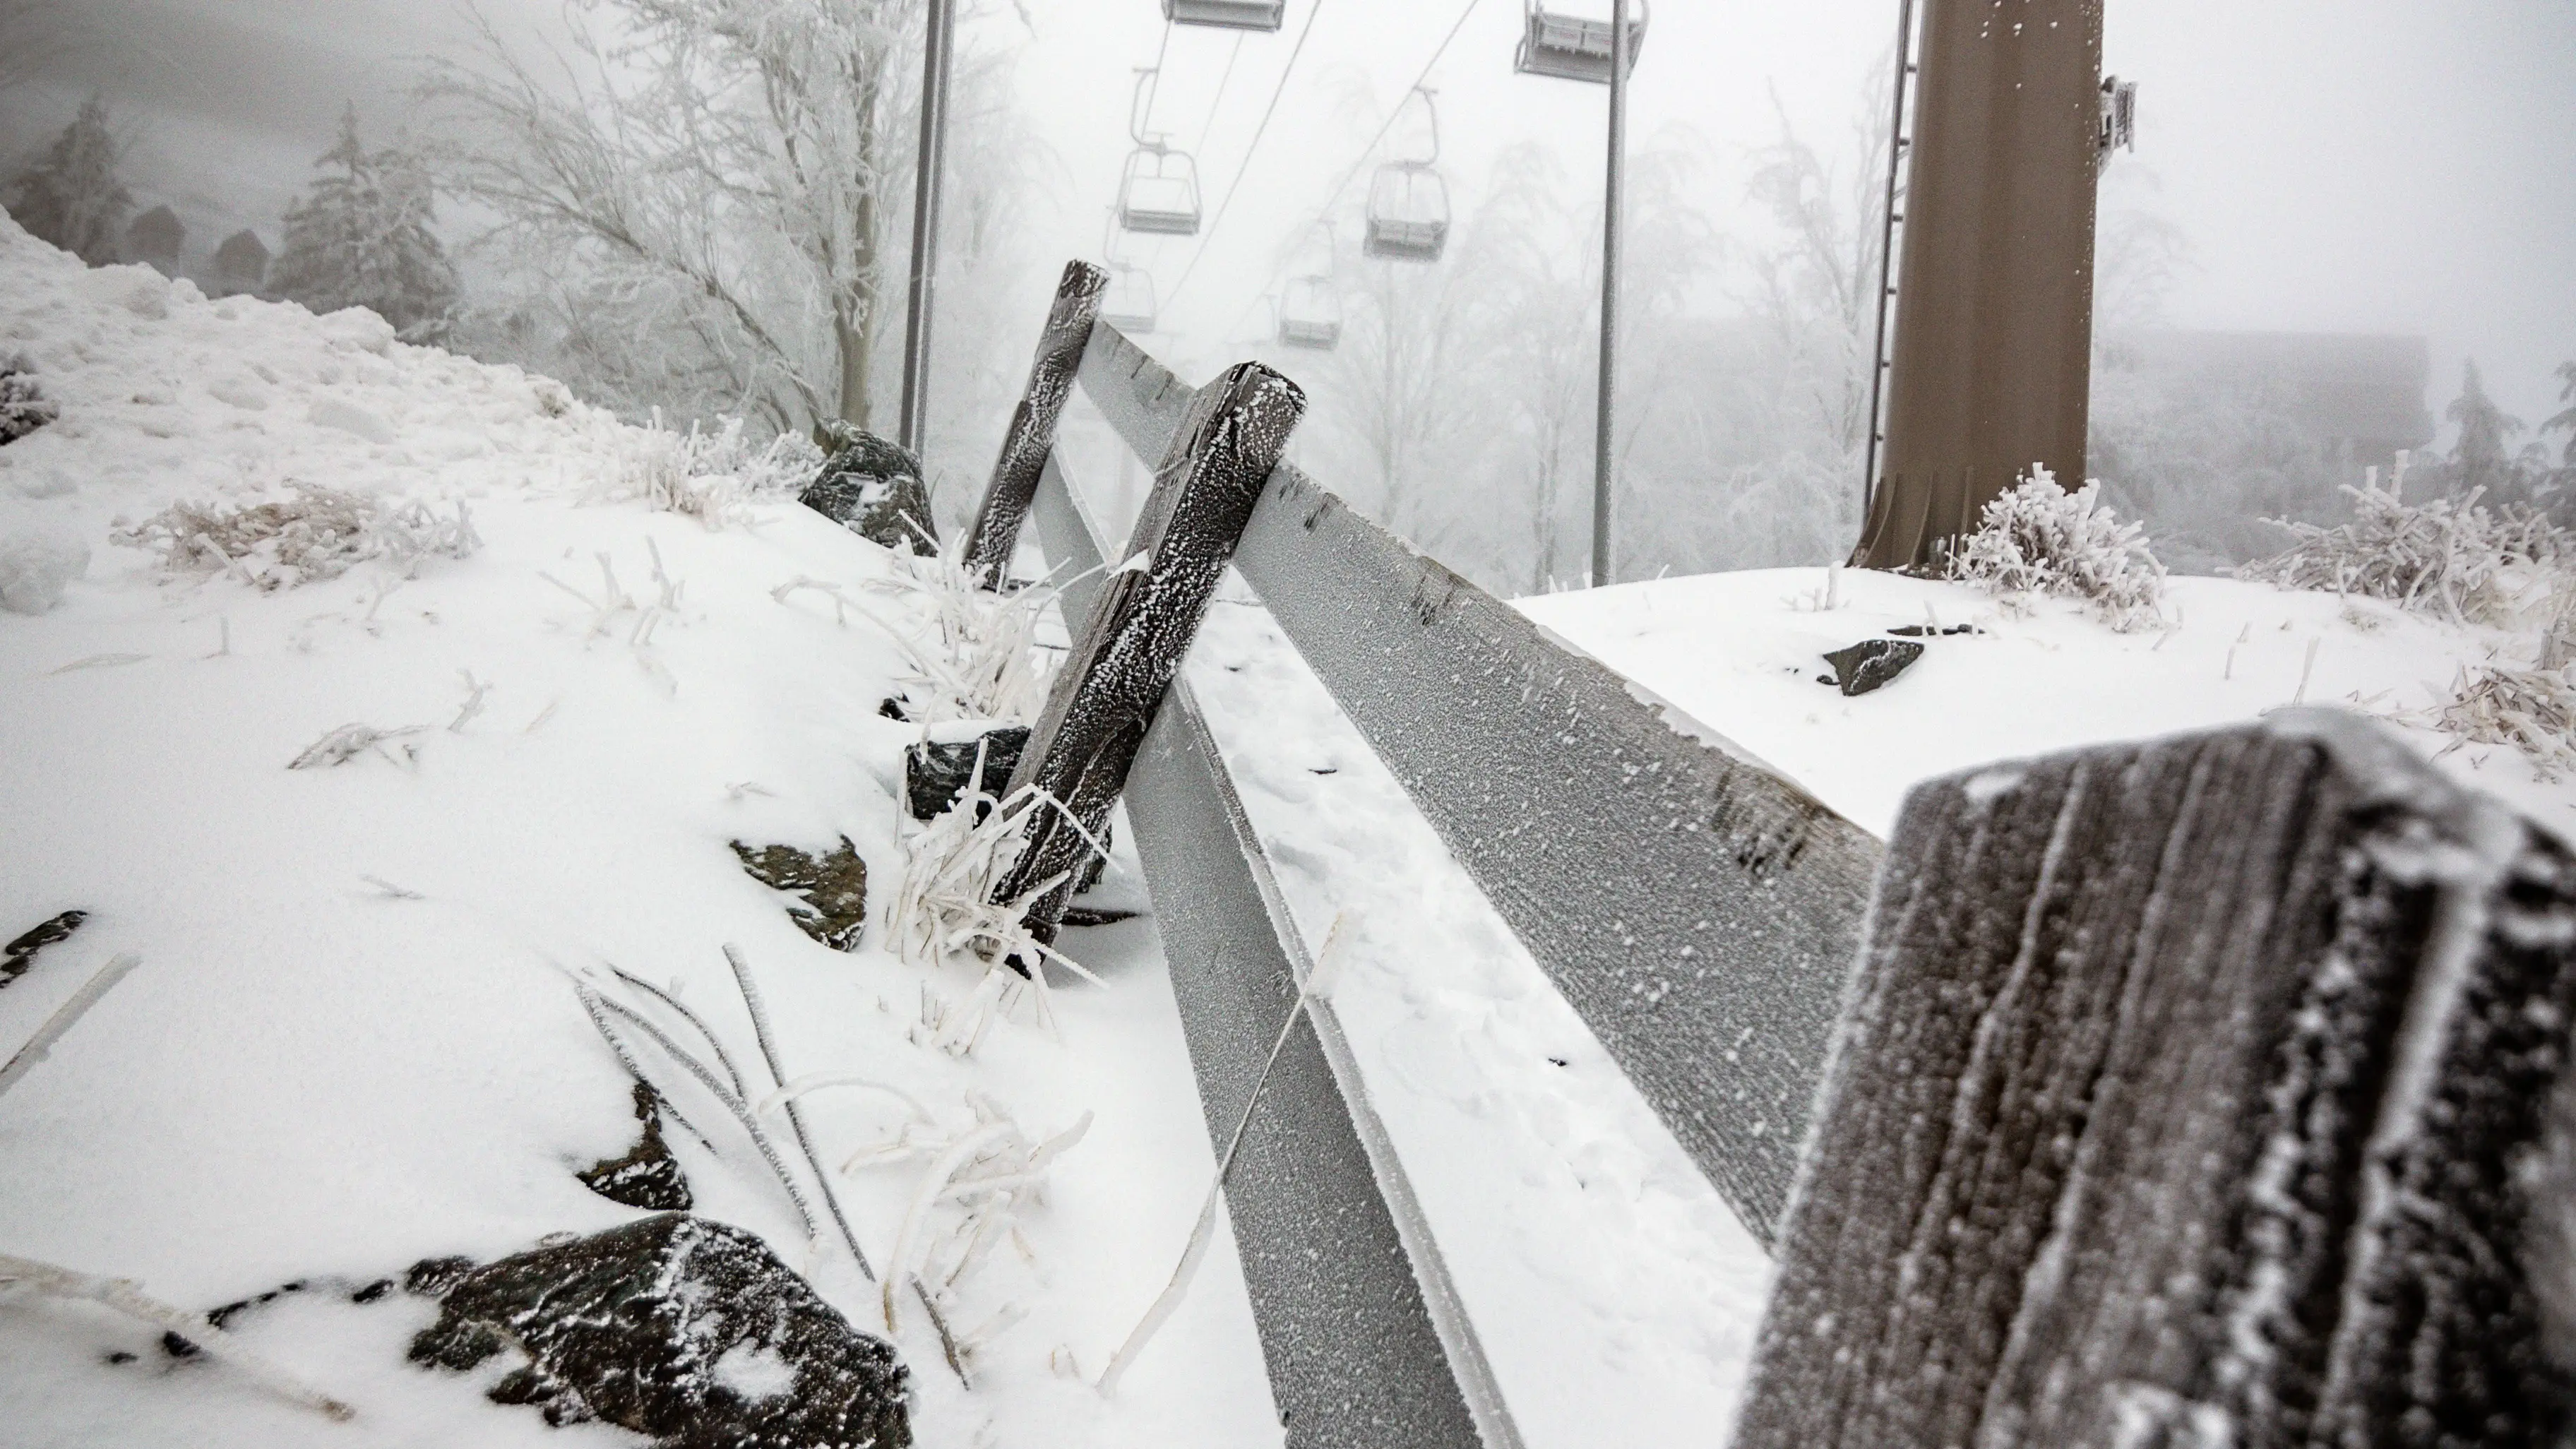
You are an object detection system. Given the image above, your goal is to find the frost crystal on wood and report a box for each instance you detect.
[1735,708,2576,1449]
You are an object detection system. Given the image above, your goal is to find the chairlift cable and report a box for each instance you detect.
[1194,30,1248,155]
[1216,0,1484,338]
[1163,0,1329,310]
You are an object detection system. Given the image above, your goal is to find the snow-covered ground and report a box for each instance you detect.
[0,216,1279,1448]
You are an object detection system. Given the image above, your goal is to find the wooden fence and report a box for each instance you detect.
[943,261,2576,1449]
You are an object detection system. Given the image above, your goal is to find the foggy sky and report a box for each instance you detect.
[8,0,2571,434]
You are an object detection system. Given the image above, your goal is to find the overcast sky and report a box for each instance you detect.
[8,0,2571,431]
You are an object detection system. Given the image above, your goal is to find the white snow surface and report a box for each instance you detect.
[0,215,1279,1448]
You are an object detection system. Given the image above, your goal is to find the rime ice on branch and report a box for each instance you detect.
[1736,708,2576,1449]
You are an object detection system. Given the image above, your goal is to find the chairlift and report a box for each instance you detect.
[1365,88,1450,263]
[1514,0,1647,85]
[1164,0,1284,31]
[1277,275,1341,350]
[1099,214,1158,333]
[1117,70,1203,235]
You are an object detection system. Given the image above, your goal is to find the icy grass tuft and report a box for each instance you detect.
[1948,467,2168,631]
[0,528,89,614]
[584,415,821,530]
[109,483,480,592]
[2239,458,2570,628]
[863,532,1071,726]
[2414,663,2576,779]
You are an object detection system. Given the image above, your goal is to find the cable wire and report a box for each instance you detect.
[1216,0,1486,339]
[1194,30,1248,155]
[1164,0,1329,309]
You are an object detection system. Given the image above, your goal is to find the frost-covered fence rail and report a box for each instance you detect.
[1734,711,2576,1448]
[1066,321,1885,1244]
[1029,463,1517,1449]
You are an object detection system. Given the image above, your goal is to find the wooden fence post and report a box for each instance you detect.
[1733,709,2576,1448]
[993,362,1306,940]
[961,260,1109,590]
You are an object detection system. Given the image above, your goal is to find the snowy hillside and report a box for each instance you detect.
[0,215,1278,1448]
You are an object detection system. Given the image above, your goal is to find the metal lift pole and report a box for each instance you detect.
[1592,0,1628,589]
[898,0,958,455]
[1861,0,1918,530]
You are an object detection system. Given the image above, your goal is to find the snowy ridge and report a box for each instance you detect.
[0,213,1280,1447]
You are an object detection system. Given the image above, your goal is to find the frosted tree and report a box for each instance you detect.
[5,95,131,266]
[267,105,459,339]
[2437,359,2534,506]
[269,108,457,335]
[424,0,1000,438]
[2543,359,2576,471]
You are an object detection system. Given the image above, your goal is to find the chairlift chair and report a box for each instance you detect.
[1164,0,1284,31]
[1118,70,1204,235]
[1102,263,1158,333]
[1515,0,1647,85]
[1364,88,1450,262]
[1277,275,1341,350]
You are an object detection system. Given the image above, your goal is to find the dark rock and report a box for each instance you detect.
[801,424,936,555]
[731,837,869,952]
[877,697,911,722]
[1885,624,1981,638]
[408,1214,911,1449]
[351,1279,394,1304]
[1820,638,1924,696]
[579,1082,693,1211]
[405,1256,477,1299]
[0,357,59,446]
[3,909,85,990]
[903,727,1030,822]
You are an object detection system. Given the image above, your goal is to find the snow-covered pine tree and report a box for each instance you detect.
[268,105,459,340]
[4,95,131,266]
[2442,358,2534,505]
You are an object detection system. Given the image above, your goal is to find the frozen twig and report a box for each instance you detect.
[286,722,422,770]
[1098,918,1352,1395]
[726,943,874,1282]
[0,1253,354,1420]
[0,954,142,1100]
[448,671,491,732]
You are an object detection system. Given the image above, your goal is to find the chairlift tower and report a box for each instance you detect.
[898,0,958,455]
[1852,0,2108,572]
[1515,0,1643,588]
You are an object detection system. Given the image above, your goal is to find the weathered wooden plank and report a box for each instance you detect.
[960,261,1108,590]
[1030,458,1519,1449]
[994,362,1306,939]
[1735,709,2576,1449]
[1071,320,1883,1245]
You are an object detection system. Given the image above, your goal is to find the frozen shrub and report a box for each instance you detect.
[0,356,60,444]
[0,529,89,614]
[1948,467,2168,631]
[585,415,820,528]
[2423,663,2576,780]
[2239,460,2569,626]
[109,482,479,590]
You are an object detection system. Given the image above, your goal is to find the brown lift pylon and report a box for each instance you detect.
[1852,0,2105,572]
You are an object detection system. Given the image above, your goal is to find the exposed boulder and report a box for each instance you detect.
[1819,638,1924,696]
[578,1082,693,1212]
[731,838,869,952]
[1,355,60,446]
[801,424,936,555]
[409,1214,911,1449]
[902,727,1029,822]
[3,910,87,990]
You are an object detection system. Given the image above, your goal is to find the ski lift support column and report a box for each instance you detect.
[898,0,959,455]
[1592,0,1629,588]
[1859,0,1921,527]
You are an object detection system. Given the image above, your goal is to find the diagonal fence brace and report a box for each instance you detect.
[962,260,1108,590]
[994,360,1306,942]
